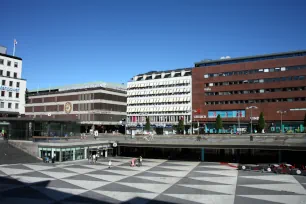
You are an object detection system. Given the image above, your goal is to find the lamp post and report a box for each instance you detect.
[192,109,200,136]
[277,110,286,133]
[246,106,258,134]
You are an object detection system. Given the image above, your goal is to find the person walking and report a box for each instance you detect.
[93,154,96,164]
[108,160,112,168]
[139,156,143,166]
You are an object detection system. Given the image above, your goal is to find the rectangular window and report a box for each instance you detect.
[15,103,19,109]
[14,62,18,68]
[0,102,4,108]
[8,103,12,109]
[16,82,20,87]
[7,61,11,66]
[264,69,269,72]
[0,59,3,65]
[0,70,2,76]
[204,74,209,78]
[9,81,13,87]
[7,71,10,77]
[1,91,4,97]
[209,83,214,87]
[9,92,12,97]
[16,93,19,98]
[281,67,286,71]
[14,72,17,78]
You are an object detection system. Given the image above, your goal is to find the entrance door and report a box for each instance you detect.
[53,151,60,162]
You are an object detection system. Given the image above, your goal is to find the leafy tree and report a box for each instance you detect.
[215,114,223,132]
[304,113,306,132]
[177,117,184,134]
[144,116,151,131]
[258,112,265,132]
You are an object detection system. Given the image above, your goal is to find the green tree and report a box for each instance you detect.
[304,113,306,131]
[258,112,265,132]
[144,117,151,131]
[177,118,184,134]
[215,114,223,133]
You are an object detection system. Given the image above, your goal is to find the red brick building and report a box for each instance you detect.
[192,50,306,133]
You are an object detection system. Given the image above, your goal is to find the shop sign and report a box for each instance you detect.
[194,115,206,119]
[0,98,19,102]
[0,86,20,92]
[250,117,259,120]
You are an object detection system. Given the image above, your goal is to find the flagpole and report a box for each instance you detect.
[13,40,16,56]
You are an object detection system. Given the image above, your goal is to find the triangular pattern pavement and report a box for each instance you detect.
[1,159,306,204]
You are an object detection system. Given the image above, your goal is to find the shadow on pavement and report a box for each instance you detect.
[0,176,179,204]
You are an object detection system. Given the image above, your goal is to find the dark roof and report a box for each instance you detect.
[136,67,192,77]
[0,52,22,60]
[195,50,306,67]
[27,86,126,97]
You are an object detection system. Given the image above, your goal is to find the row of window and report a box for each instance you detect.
[128,83,190,90]
[127,115,191,123]
[0,70,18,78]
[128,92,190,98]
[128,110,190,114]
[0,102,19,109]
[0,58,18,68]
[205,86,306,96]
[204,65,306,79]
[196,52,306,67]
[1,80,20,87]
[205,75,305,87]
[205,97,306,105]
[135,72,192,81]
[1,91,19,98]
[128,101,190,106]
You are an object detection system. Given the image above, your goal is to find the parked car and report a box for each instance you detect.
[238,164,261,171]
[274,163,294,174]
[257,163,276,173]
[290,164,306,175]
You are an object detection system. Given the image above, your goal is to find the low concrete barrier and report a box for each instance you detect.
[8,140,40,159]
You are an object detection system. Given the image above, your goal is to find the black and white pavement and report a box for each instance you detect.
[0,158,306,204]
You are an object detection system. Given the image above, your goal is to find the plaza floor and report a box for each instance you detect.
[0,158,306,204]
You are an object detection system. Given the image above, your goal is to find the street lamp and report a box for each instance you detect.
[192,109,200,136]
[277,110,286,133]
[246,106,258,134]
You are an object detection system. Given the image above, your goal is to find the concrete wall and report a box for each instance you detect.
[8,140,40,159]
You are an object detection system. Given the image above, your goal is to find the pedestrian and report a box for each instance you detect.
[139,156,143,166]
[93,154,96,164]
[95,154,98,163]
[108,160,112,168]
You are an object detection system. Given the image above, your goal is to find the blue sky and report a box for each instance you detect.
[1,0,306,90]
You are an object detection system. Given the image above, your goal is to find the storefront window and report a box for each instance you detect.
[75,148,85,160]
[62,148,74,162]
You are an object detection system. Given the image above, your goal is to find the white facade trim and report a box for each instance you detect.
[25,110,126,116]
[25,99,126,107]
[28,89,126,99]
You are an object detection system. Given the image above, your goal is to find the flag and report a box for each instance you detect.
[14,39,17,45]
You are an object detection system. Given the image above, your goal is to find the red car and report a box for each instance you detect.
[274,163,294,174]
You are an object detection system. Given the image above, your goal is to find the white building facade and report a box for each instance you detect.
[126,68,192,134]
[0,46,26,116]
